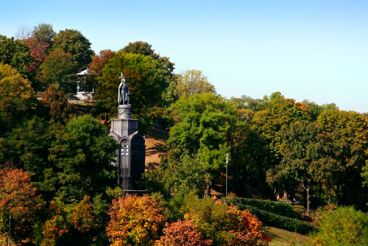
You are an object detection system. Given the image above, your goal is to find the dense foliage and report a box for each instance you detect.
[312,207,368,245]
[0,24,367,244]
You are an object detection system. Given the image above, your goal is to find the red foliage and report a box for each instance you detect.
[88,49,115,75]
[155,220,212,246]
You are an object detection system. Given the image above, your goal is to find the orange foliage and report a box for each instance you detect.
[0,168,44,244]
[69,195,95,233]
[107,195,165,246]
[41,195,96,245]
[226,206,265,245]
[155,220,212,246]
[88,49,115,75]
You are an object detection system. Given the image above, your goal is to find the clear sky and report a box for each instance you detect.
[1,0,368,112]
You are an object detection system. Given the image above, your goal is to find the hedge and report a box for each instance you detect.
[239,205,316,234]
[230,197,302,219]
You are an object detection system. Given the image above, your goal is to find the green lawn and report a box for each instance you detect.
[264,226,312,246]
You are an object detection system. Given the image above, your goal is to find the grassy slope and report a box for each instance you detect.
[265,226,312,246]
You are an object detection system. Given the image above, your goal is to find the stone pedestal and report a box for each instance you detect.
[110,105,145,191]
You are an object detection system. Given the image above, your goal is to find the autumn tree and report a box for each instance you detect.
[0,63,36,133]
[42,84,69,122]
[41,195,100,246]
[88,49,115,76]
[107,195,165,245]
[22,24,55,89]
[0,169,44,245]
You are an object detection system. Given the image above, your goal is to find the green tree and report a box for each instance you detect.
[32,23,55,45]
[121,41,175,73]
[167,93,237,195]
[52,29,94,71]
[166,70,216,103]
[0,35,33,78]
[95,52,172,121]
[37,48,78,91]
[312,207,368,246]
[46,115,116,202]
[252,92,311,198]
[266,120,317,211]
[312,109,368,207]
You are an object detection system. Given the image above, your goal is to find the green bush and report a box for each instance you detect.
[311,206,368,246]
[230,197,302,219]
[235,204,316,234]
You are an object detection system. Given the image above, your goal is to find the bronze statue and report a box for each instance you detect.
[118,72,129,105]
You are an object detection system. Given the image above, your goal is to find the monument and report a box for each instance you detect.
[110,73,145,191]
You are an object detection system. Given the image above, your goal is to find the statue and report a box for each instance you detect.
[118,72,129,105]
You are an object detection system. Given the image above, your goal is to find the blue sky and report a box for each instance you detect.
[1,0,368,112]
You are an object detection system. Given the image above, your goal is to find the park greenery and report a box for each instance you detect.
[0,24,367,245]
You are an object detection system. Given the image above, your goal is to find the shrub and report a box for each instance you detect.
[311,206,368,246]
[155,220,211,246]
[183,195,267,245]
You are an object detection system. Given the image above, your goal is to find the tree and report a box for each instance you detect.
[42,84,69,122]
[88,49,115,76]
[21,24,56,89]
[0,63,36,133]
[312,109,368,207]
[41,195,99,246]
[36,48,78,91]
[0,169,44,245]
[266,120,317,211]
[121,41,175,73]
[169,70,216,100]
[167,93,237,195]
[0,35,33,78]
[312,207,368,246]
[0,117,52,180]
[52,29,94,71]
[107,195,165,245]
[32,23,55,45]
[47,115,116,202]
[252,92,311,198]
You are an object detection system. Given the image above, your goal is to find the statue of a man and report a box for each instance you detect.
[118,72,129,105]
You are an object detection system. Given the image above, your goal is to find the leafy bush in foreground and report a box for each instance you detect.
[311,207,368,246]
